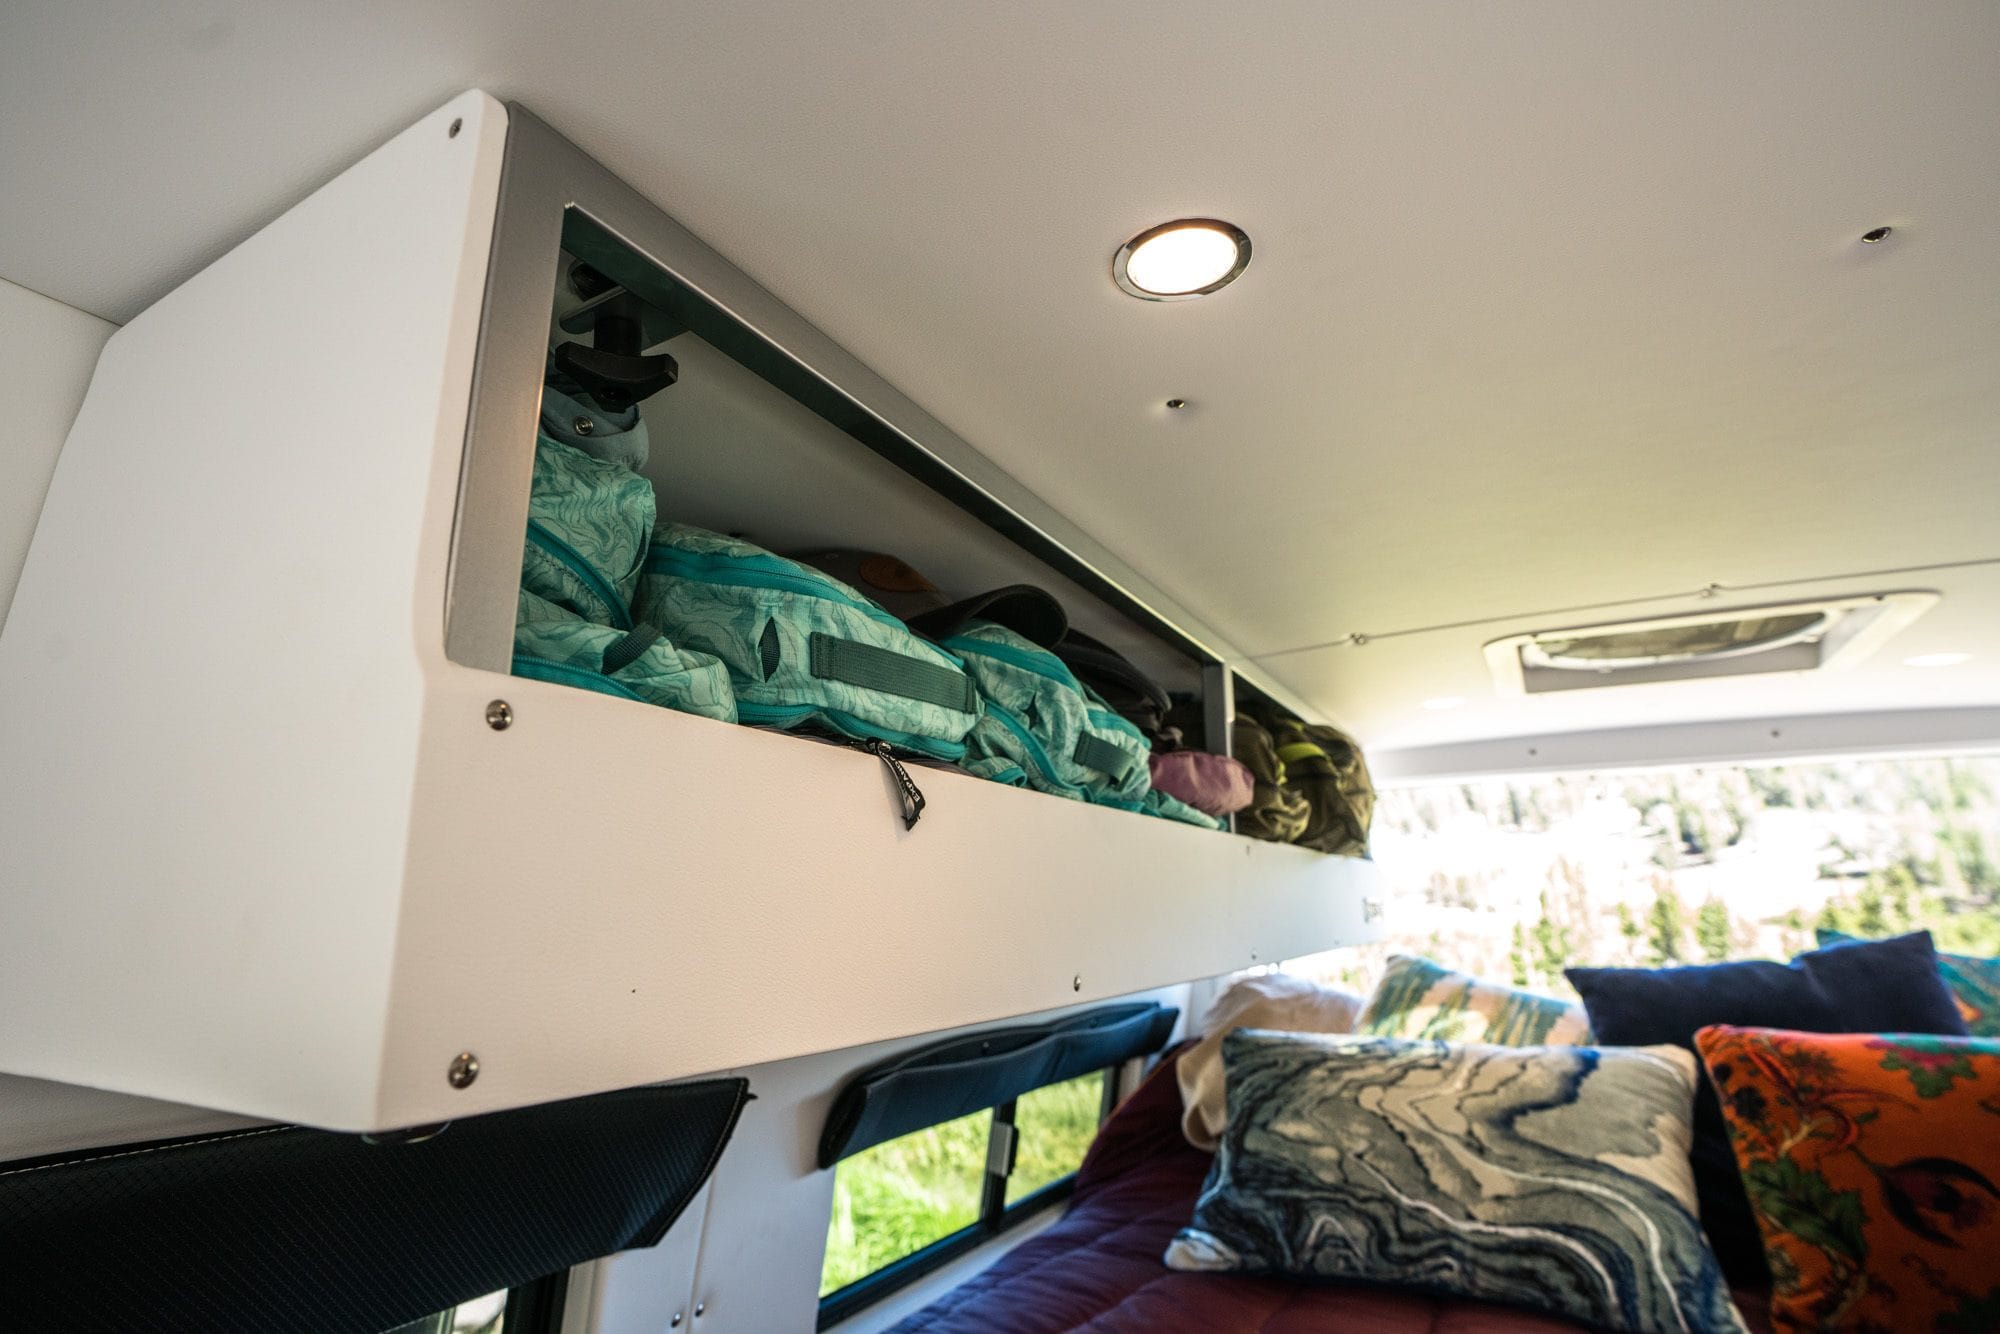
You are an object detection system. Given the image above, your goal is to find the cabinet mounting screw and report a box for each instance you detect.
[448,1052,480,1089]
[485,700,513,730]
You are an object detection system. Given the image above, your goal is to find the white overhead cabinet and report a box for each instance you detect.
[0,92,1379,1133]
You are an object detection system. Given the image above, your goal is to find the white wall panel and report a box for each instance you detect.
[591,1184,713,1334]
[0,275,264,1162]
[0,275,112,627]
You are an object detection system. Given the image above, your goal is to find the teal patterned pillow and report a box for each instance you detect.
[1357,954,1590,1045]
[1165,1031,1747,1334]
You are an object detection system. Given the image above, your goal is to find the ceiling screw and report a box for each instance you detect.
[485,700,513,731]
[448,118,462,139]
[694,1301,707,1318]
[1072,974,1083,992]
[1860,225,1893,244]
[1165,398,1188,410]
[670,1315,683,1329]
[447,1052,480,1089]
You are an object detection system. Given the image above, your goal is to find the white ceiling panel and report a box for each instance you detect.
[4,1,1995,758]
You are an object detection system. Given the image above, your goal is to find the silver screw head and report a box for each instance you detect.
[485,700,513,730]
[573,415,595,435]
[1072,974,1082,992]
[447,1051,479,1089]
[670,1315,683,1328]
[694,1302,706,1318]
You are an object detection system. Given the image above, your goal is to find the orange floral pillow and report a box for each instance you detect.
[1695,1025,2000,1331]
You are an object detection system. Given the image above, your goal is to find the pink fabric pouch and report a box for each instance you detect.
[1148,750,1256,818]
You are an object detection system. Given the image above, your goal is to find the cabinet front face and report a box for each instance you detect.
[0,91,511,1129]
[0,94,1379,1134]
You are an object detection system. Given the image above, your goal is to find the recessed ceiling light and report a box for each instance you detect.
[1422,696,1467,711]
[1114,219,1251,300]
[1904,652,1971,668]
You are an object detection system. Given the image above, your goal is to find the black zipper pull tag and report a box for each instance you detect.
[866,740,926,830]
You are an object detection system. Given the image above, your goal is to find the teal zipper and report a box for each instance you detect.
[942,634,1080,691]
[512,654,645,702]
[983,702,1083,796]
[736,701,968,761]
[646,545,930,641]
[526,520,634,630]
[1085,706,1149,747]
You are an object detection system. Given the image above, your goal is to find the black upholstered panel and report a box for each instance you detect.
[0,1077,750,1334]
[820,1003,1176,1167]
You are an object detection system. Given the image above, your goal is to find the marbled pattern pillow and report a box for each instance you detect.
[1166,1030,1746,1334]
[1357,954,1591,1045]
[1177,973,1365,1151]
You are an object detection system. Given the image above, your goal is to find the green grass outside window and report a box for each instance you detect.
[820,1070,1109,1297]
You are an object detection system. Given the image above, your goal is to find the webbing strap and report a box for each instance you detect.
[601,623,665,676]
[809,633,976,713]
[1074,732,1140,781]
[1276,741,1328,766]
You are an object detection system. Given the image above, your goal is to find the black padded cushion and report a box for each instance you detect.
[0,1077,749,1334]
[820,1002,1178,1167]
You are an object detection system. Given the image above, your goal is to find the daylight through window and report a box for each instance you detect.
[820,1069,1111,1310]
[1284,754,2000,997]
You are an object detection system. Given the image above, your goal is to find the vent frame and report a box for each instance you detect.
[1483,590,1940,696]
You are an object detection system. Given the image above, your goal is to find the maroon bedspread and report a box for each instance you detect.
[888,1050,1770,1334]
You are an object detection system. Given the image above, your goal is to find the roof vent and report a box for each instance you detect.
[1484,591,1937,695]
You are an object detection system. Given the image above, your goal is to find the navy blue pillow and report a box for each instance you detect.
[1567,931,1968,1288]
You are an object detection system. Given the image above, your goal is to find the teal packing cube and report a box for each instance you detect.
[512,386,737,721]
[940,622,1153,804]
[636,523,980,760]
[941,622,1227,830]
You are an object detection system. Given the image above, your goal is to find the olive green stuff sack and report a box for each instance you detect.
[1259,708,1375,856]
[1230,710,1313,844]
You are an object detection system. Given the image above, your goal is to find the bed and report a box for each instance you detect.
[887,1049,1772,1334]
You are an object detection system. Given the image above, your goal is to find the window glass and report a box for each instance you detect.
[381,1290,506,1334]
[820,1107,993,1296]
[447,1292,507,1334]
[1004,1070,1106,1207]
[1284,755,2000,996]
